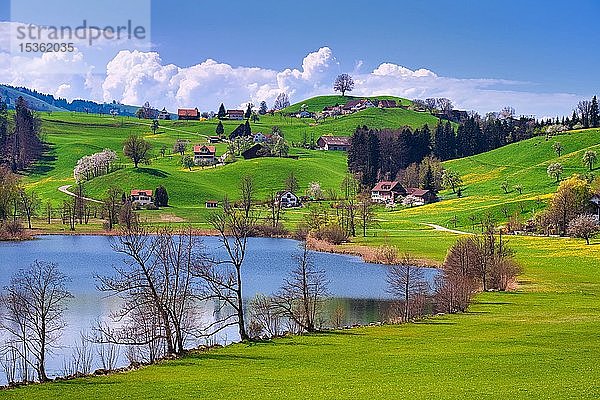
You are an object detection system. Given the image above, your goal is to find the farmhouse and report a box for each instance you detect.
[371,181,406,203]
[317,135,351,151]
[205,200,219,209]
[405,188,437,205]
[297,111,312,118]
[178,108,200,120]
[131,189,153,206]
[193,145,217,165]
[378,99,398,108]
[342,99,375,114]
[253,132,267,143]
[227,109,245,120]
[157,107,171,120]
[277,191,300,208]
[591,194,600,220]
[322,105,342,117]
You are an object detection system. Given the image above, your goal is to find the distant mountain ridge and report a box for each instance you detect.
[0,84,140,116]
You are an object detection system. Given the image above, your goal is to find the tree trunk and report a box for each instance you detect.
[236,265,249,341]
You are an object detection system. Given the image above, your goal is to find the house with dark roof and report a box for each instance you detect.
[378,99,398,109]
[178,108,200,120]
[405,188,437,205]
[193,145,216,165]
[322,105,342,117]
[157,107,171,120]
[131,189,153,206]
[226,109,245,120]
[316,135,351,151]
[342,99,375,114]
[276,191,300,208]
[241,143,267,159]
[371,181,406,203]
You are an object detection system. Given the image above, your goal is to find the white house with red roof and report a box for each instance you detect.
[131,189,153,205]
[226,109,245,120]
[371,181,406,203]
[193,145,217,165]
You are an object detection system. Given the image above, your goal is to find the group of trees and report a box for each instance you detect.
[0,166,41,235]
[385,229,521,323]
[73,149,118,182]
[348,112,537,188]
[534,175,599,242]
[0,96,43,172]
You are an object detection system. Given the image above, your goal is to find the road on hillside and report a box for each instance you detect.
[58,185,103,204]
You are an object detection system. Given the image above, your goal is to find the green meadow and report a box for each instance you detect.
[5,105,600,399]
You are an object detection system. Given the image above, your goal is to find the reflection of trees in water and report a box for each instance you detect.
[326,298,394,327]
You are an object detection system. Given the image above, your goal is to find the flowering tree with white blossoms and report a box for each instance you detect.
[74,149,118,182]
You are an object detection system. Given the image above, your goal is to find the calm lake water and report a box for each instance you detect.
[0,235,437,382]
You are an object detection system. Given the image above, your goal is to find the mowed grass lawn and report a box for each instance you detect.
[4,232,600,400]
[7,114,600,398]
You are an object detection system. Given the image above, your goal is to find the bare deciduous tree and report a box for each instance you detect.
[386,254,429,322]
[97,227,203,359]
[0,261,73,382]
[274,241,329,333]
[200,198,257,341]
[248,294,283,338]
[18,189,39,229]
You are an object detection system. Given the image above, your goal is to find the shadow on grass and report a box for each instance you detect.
[187,353,272,362]
[28,144,57,175]
[132,167,170,178]
[415,320,457,325]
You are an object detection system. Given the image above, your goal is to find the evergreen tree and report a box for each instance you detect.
[590,96,599,128]
[431,123,445,160]
[456,117,481,157]
[422,165,435,191]
[364,129,380,188]
[571,110,579,125]
[259,101,268,115]
[217,103,226,120]
[155,185,169,207]
[245,103,253,119]
[216,120,224,137]
[229,124,245,140]
[443,121,456,160]
[0,96,8,163]
[244,120,252,136]
[11,96,42,171]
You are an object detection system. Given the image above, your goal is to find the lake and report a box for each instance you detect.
[0,235,437,382]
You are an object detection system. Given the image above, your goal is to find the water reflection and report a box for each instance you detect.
[0,235,436,382]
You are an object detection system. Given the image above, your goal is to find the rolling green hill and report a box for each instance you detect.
[22,95,444,228]
[9,124,600,398]
[281,94,413,113]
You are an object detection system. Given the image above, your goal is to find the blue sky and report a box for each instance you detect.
[0,0,598,116]
[150,0,600,95]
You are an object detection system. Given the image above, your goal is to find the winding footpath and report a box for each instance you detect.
[58,185,103,204]
[421,223,471,235]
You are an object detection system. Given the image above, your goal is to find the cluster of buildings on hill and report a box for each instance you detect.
[293,98,401,119]
[371,181,437,206]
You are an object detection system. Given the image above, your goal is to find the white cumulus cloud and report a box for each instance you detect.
[0,36,586,117]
